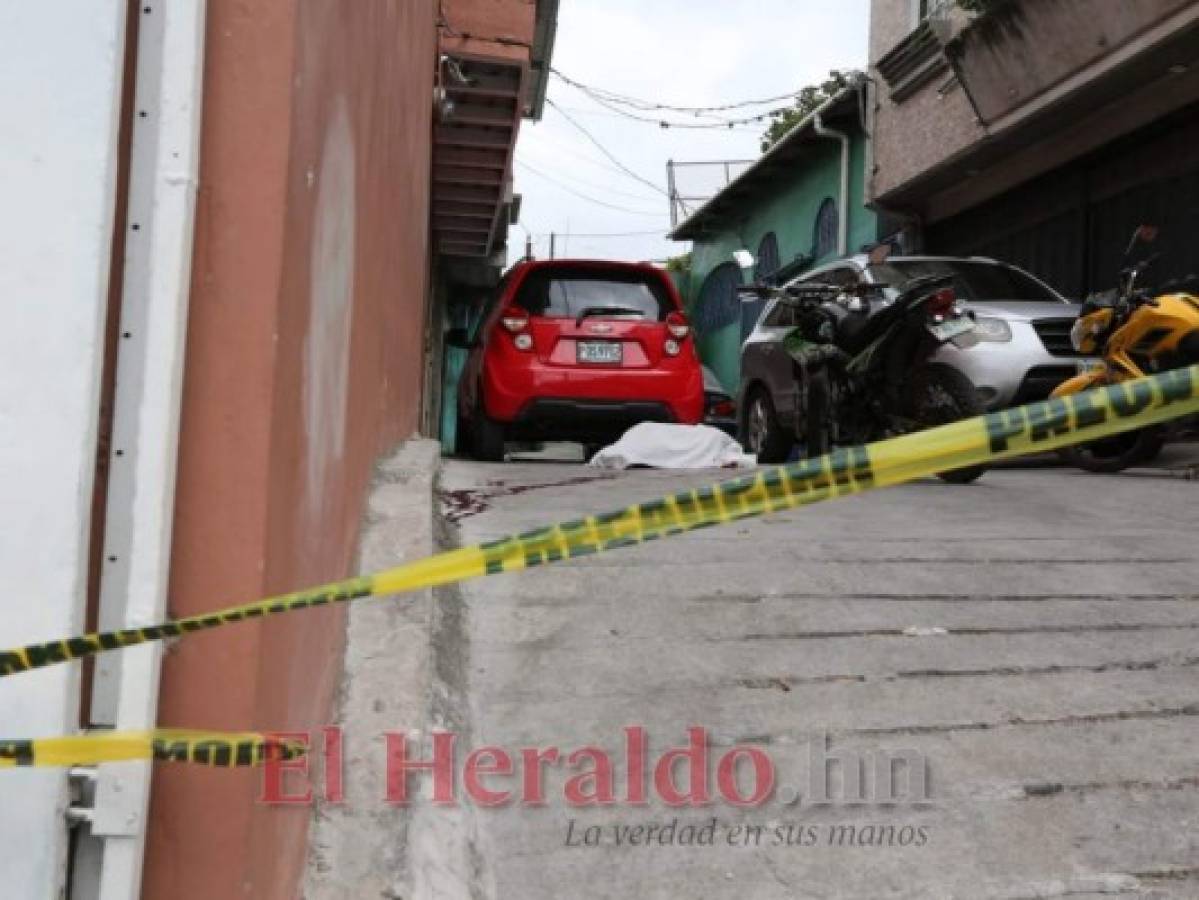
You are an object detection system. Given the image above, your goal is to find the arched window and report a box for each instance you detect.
[755,232,781,284]
[813,197,839,260]
[693,263,742,336]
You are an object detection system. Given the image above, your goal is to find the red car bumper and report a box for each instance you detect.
[482,357,704,430]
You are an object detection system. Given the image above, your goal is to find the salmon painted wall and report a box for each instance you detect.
[143,1,437,897]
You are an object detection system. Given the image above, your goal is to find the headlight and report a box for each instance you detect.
[973,317,1012,343]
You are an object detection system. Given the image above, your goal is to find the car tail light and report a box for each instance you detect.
[513,333,533,351]
[927,288,956,318]
[710,399,735,417]
[663,339,681,357]
[665,311,691,339]
[500,307,529,333]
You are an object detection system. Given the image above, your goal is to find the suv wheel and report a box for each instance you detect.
[743,388,792,464]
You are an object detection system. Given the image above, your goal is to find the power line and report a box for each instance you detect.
[551,68,802,114]
[521,130,676,198]
[545,100,669,197]
[515,160,668,218]
[516,150,663,204]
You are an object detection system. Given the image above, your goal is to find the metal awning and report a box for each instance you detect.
[433,55,526,259]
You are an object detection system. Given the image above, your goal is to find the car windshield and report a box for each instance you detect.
[513,268,672,320]
[867,260,1063,303]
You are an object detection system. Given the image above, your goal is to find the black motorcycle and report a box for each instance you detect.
[739,273,987,484]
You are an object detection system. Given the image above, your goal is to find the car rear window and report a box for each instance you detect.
[513,268,673,321]
[867,261,1063,303]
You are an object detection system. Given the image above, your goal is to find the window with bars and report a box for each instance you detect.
[693,263,742,337]
[813,198,839,261]
[755,233,781,283]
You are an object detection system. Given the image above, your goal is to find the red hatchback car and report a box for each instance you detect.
[452,259,704,460]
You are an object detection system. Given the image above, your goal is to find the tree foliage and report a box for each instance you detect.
[760,70,861,153]
[664,253,692,275]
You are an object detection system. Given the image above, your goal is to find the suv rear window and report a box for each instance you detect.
[513,268,673,321]
[867,260,1062,303]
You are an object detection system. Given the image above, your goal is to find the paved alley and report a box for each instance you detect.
[438,451,1199,900]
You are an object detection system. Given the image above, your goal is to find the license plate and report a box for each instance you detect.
[577,341,622,364]
[928,318,976,341]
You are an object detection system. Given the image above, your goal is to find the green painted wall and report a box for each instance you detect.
[439,293,489,453]
[682,135,878,396]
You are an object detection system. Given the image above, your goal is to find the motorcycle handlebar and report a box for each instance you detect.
[741,273,954,308]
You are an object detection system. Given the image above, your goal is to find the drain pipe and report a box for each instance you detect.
[813,111,851,257]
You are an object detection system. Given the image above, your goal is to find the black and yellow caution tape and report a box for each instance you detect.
[0,729,307,769]
[3,365,1198,682]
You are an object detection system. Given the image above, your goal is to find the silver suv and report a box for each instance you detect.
[740,256,1092,432]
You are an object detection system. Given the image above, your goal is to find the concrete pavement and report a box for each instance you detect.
[436,447,1199,899]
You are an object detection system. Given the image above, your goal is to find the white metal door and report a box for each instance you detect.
[0,3,131,897]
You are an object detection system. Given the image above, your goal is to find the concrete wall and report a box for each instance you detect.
[142,2,437,897]
[686,138,877,394]
[868,1,981,202]
[947,0,1194,124]
[441,0,536,64]
[869,0,1199,206]
[869,0,921,65]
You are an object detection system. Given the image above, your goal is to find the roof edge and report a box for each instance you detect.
[527,0,560,120]
[669,75,866,242]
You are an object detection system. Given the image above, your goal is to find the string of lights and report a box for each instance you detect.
[554,92,780,131]
[550,67,801,114]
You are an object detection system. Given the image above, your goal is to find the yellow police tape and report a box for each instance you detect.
[2,365,1197,690]
[0,729,307,769]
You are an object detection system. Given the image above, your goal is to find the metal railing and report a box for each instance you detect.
[666,158,755,230]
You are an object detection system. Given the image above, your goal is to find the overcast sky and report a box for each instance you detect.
[511,0,871,267]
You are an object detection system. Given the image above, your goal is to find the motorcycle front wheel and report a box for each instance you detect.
[909,365,987,484]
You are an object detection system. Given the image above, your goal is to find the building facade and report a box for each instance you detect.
[0,1,555,898]
[870,0,1199,298]
[670,82,879,396]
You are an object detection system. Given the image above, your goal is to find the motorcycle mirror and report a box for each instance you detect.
[1125,225,1159,257]
[736,283,769,302]
[867,244,893,266]
[733,250,756,271]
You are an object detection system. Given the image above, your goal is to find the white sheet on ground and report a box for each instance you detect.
[588,423,756,470]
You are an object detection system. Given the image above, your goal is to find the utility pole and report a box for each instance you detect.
[525,233,533,260]
[550,232,556,259]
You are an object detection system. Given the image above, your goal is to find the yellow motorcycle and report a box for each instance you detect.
[1052,226,1199,472]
